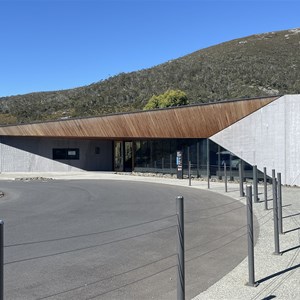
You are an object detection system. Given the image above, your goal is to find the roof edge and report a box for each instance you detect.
[0,94,281,128]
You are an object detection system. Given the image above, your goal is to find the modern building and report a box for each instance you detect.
[0,94,299,186]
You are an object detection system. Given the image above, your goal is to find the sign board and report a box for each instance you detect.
[177,150,183,179]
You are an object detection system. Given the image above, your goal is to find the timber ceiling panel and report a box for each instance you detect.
[0,96,278,139]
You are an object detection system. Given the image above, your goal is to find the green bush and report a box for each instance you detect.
[143,90,189,110]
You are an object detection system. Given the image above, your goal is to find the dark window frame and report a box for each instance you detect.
[53,148,80,160]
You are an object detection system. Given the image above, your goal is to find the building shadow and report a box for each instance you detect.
[0,136,113,171]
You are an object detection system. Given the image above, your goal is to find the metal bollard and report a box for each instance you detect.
[277,173,283,234]
[246,186,256,286]
[224,162,228,192]
[207,140,210,189]
[188,161,191,186]
[176,196,185,300]
[229,154,233,181]
[272,170,280,255]
[207,172,210,189]
[263,167,268,210]
[217,145,221,180]
[196,142,200,178]
[239,160,245,197]
[253,165,259,203]
[0,220,3,300]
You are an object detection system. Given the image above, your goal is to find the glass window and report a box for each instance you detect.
[53,148,79,160]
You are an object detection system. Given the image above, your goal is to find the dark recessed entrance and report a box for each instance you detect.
[114,141,133,172]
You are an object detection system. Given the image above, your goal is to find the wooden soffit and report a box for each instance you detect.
[0,96,278,139]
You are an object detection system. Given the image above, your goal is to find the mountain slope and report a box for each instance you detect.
[1,28,299,124]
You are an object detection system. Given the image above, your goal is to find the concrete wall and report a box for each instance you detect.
[210,95,300,186]
[0,137,113,172]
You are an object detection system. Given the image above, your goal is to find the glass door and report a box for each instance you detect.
[124,141,133,172]
[114,141,123,171]
[114,141,133,172]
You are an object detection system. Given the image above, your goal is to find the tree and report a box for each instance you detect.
[143,89,189,110]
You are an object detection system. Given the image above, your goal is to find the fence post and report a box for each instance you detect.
[253,165,259,203]
[0,220,3,300]
[188,161,191,186]
[277,173,283,234]
[224,162,228,192]
[239,160,245,197]
[272,170,280,255]
[263,167,268,210]
[246,186,256,287]
[229,153,233,181]
[176,196,185,300]
[218,145,221,180]
[207,139,210,189]
[196,142,200,178]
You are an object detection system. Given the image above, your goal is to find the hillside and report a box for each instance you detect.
[0,28,299,124]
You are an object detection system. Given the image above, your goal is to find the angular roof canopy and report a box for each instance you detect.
[0,96,278,139]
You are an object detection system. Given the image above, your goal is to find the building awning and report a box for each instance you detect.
[0,96,278,139]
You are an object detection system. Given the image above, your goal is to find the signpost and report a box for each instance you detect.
[177,151,183,179]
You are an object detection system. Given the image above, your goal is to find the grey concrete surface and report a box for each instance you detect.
[192,183,300,300]
[0,137,113,172]
[0,172,299,299]
[0,176,250,300]
[211,94,300,186]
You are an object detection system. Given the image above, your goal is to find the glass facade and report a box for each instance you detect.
[113,138,264,180]
[134,139,207,176]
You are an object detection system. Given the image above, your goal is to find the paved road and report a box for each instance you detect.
[0,179,253,300]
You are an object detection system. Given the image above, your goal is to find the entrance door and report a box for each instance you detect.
[124,141,133,172]
[114,141,123,172]
[114,141,133,172]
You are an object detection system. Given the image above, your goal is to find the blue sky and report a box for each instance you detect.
[1,0,299,97]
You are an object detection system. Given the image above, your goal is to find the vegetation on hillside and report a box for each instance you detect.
[143,90,188,110]
[0,28,299,124]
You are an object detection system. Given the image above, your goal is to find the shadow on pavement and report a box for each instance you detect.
[283,212,300,219]
[280,244,300,255]
[284,227,300,234]
[256,263,300,285]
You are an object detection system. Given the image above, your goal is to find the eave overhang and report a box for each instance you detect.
[0,96,278,139]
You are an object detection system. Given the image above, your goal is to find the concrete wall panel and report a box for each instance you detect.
[0,137,113,172]
[210,95,300,186]
[285,96,300,185]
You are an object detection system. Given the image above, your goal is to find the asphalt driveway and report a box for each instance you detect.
[0,179,253,299]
